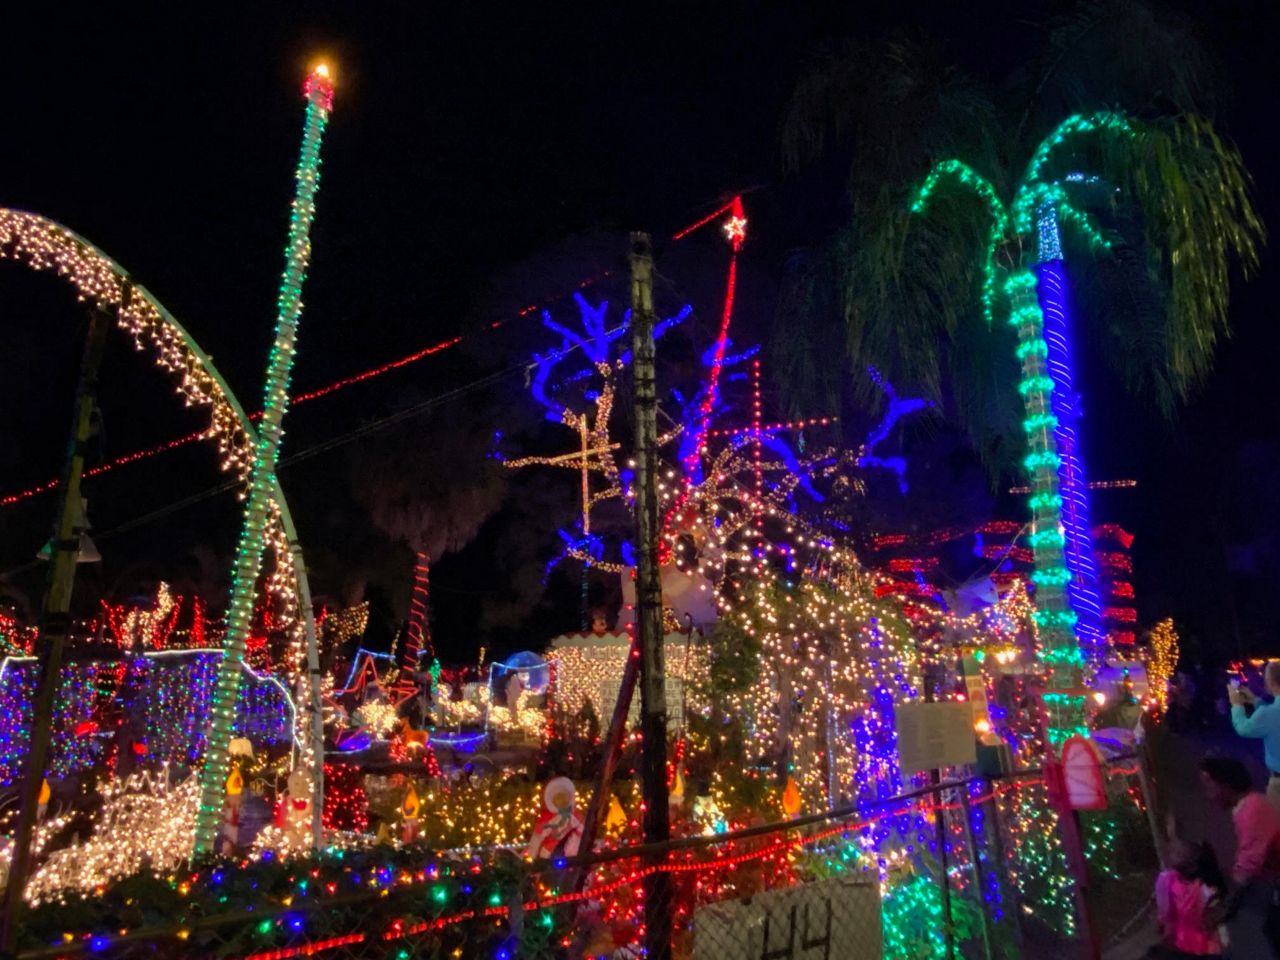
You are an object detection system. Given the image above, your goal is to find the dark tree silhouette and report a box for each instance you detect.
[348,398,508,668]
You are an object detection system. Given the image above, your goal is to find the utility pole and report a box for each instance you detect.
[630,232,672,960]
[579,414,591,629]
[1,300,113,951]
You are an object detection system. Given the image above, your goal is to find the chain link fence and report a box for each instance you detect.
[15,756,1157,960]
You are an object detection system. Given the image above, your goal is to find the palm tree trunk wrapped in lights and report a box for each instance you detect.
[192,64,334,855]
[910,111,1261,743]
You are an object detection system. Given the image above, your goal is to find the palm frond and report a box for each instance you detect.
[779,38,869,174]
[1097,114,1264,412]
[1012,0,1226,147]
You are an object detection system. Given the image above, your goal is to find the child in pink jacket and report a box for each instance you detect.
[1151,839,1224,958]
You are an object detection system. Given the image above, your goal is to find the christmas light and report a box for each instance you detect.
[1038,254,1104,663]
[1145,619,1178,712]
[194,63,334,854]
[911,113,1146,739]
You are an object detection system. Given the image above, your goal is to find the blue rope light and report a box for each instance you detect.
[1036,246,1105,663]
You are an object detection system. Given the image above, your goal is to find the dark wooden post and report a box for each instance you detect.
[630,232,672,960]
[1,300,113,951]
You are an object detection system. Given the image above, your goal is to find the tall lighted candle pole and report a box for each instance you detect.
[192,63,334,855]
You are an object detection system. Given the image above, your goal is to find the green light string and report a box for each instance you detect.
[192,68,333,855]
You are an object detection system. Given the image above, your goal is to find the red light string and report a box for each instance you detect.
[661,197,746,544]
[241,775,1052,960]
[681,201,743,474]
[0,280,596,509]
[291,337,462,406]
[706,415,837,438]
[6,195,746,514]
[244,933,366,960]
[399,550,433,671]
[6,198,742,511]
[670,197,741,241]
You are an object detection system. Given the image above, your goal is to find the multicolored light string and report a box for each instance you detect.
[193,64,334,855]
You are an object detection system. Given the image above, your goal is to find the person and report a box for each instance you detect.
[1228,661,1280,810]
[1200,756,1280,957]
[1148,837,1225,958]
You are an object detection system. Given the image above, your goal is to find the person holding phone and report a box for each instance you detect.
[1231,661,1280,812]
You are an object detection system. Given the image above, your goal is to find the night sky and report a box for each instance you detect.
[0,2,1277,663]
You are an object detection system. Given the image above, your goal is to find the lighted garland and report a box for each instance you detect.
[193,65,334,854]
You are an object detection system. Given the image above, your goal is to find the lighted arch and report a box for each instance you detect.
[0,208,322,775]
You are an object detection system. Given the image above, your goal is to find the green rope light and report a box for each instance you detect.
[1032,567,1073,587]
[192,65,334,855]
[1018,375,1056,397]
[1027,529,1065,549]
[1022,412,1059,433]
[1016,340,1049,360]
[1022,111,1133,186]
[1024,450,1063,471]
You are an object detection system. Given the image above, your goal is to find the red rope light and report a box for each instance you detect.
[670,197,741,241]
[154,768,1168,960]
[242,932,366,960]
[0,332,461,509]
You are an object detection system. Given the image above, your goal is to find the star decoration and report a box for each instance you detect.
[723,215,747,248]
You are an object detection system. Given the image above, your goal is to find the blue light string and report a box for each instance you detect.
[1036,243,1105,663]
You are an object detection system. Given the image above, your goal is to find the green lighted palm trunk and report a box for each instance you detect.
[908,111,1259,742]
[193,65,334,855]
[1007,270,1085,742]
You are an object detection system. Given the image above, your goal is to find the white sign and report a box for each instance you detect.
[896,702,977,777]
[693,877,881,960]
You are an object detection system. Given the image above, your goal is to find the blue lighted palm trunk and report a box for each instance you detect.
[1036,210,1104,665]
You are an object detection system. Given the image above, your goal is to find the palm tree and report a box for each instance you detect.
[776,1,1243,430]
[917,114,1260,740]
[349,405,507,672]
[778,5,1262,743]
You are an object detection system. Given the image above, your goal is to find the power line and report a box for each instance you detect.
[1,359,531,579]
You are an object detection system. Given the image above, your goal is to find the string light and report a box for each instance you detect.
[1038,256,1104,663]
[193,63,334,854]
[1146,619,1178,712]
